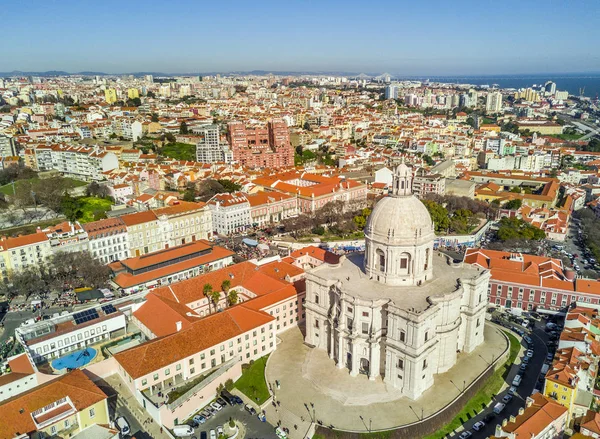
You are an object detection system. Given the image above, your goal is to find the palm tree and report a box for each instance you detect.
[227,289,238,307]
[210,290,221,311]
[221,279,231,294]
[203,283,213,311]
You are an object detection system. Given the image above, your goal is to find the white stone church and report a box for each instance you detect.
[304,162,491,400]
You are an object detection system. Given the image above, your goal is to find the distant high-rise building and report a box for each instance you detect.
[196,125,232,164]
[555,90,569,100]
[485,91,502,114]
[104,88,118,104]
[384,85,398,100]
[127,88,139,99]
[227,119,293,169]
[145,75,154,83]
[545,81,557,95]
[0,134,17,158]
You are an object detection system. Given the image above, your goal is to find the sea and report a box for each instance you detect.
[397,73,600,98]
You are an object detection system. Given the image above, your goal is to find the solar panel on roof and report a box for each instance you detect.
[101,304,117,315]
[72,309,99,325]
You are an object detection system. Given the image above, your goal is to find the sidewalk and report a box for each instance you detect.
[104,373,171,439]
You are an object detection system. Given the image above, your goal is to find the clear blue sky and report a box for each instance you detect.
[2,0,599,75]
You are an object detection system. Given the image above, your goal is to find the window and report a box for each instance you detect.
[165,368,170,376]
[51,426,57,435]
[422,359,428,370]
[362,322,369,334]
[315,319,319,328]
[397,359,404,370]
[424,331,429,342]
[200,353,205,360]
[189,358,194,365]
[89,407,95,418]
[210,349,215,356]
[399,330,406,342]
[153,373,159,381]
[400,258,408,269]
[376,249,385,271]
[142,379,147,386]
[176,364,181,371]
[64,419,70,428]
[314,295,319,305]
[362,311,369,317]
[190,367,195,374]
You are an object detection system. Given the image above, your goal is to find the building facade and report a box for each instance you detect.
[83,217,130,264]
[227,119,293,169]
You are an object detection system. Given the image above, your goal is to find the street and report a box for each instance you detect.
[190,402,278,439]
[453,317,553,438]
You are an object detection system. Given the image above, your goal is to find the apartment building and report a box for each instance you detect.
[0,370,110,439]
[120,210,164,257]
[0,134,17,158]
[412,168,446,198]
[207,192,252,235]
[34,144,119,181]
[0,232,52,277]
[246,191,298,227]
[227,119,293,169]
[195,124,233,163]
[0,354,38,402]
[490,393,567,439]
[82,217,130,264]
[253,171,367,213]
[154,201,213,248]
[43,221,89,254]
[464,248,600,312]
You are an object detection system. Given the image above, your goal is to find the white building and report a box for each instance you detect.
[485,91,503,114]
[0,134,17,158]
[83,218,130,264]
[304,163,490,400]
[195,124,232,164]
[35,144,119,181]
[207,192,252,235]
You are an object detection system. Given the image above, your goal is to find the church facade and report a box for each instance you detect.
[304,163,490,400]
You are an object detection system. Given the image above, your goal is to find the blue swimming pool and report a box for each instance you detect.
[52,347,97,370]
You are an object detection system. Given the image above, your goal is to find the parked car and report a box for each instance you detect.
[459,430,473,439]
[210,429,217,439]
[217,426,224,436]
[245,404,257,415]
[512,375,522,387]
[524,335,533,344]
[483,413,495,423]
[210,401,223,411]
[200,432,207,439]
[472,421,485,431]
[173,425,195,437]
[258,412,267,422]
[193,414,206,425]
[508,386,517,395]
[502,394,513,403]
[115,417,131,436]
[526,349,534,358]
[216,397,228,407]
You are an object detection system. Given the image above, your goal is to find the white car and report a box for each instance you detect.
[210,429,217,439]
[217,425,224,436]
[508,386,518,395]
[459,431,473,439]
[115,417,130,436]
[526,349,534,358]
[472,421,485,431]
[210,401,223,411]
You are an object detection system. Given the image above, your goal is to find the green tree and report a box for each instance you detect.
[353,214,367,229]
[227,289,238,307]
[150,113,159,122]
[422,199,449,233]
[504,199,523,210]
[203,283,213,310]
[221,279,231,294]
[179,121,189,134]
[422,154,435,166]
[217,179,242,193]
[60,193,81,222]
[497,217,545,241]
[211,290,221,310]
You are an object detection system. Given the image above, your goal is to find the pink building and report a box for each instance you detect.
[227,120,293,169]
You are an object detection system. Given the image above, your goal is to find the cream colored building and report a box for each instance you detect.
[304,163,490,400]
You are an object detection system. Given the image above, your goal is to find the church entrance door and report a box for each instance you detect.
[359,358,370,375]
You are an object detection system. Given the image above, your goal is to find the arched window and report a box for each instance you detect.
[376,249,385,272]
[425,248,430,270]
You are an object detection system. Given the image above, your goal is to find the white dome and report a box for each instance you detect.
[365,195,434,246]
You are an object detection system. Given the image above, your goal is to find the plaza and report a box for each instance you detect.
[266,324,508,432]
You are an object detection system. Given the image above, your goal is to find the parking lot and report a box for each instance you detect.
[189,400,278,439]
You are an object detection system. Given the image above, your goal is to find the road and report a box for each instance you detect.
[0,306,75,345]
[452,318,552,438]
[191,402,278,439]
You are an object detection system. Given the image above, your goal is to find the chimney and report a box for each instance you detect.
[176,321,182,332]
[526,396,534,407]
[518,407,525,416]
[495,425,503,436]
[502,418,508,427]
[509,415,516,423]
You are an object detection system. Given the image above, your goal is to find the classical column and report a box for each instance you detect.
[349,343,359,377]
[336,333,344,368]
[328,324,335,360]
[368,341,380,380]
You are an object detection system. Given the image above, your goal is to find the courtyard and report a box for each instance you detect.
[266,324,509,432]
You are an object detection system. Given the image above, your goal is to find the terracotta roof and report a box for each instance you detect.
[0,232,49,250]
[154,201,206,216]
[120,240,213,271]
[0,370,107,439]
[497,393,566,438]
[120,210,158,226]
[115,306,274,379]
[133,293,197,337]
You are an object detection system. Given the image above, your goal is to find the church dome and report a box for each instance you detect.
[365,195,434,245]
[365,162,434,246]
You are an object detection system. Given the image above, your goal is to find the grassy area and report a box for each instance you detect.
[166,373,207,404]
[161,142,196,161]
[77,197,113,223]
[234,356,270,404]
[0,177,87,196]
[552,133,584,141]
[423,331,520,439]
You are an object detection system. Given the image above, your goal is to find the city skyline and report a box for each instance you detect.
[2,0,599,75]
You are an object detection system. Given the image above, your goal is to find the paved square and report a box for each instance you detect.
[266,324,508,431]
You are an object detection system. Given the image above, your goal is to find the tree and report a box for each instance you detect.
[86,181,110,198]
[150,113,159,122]
[227,290,238,307]
[504,199,523,210]
[422,199,449,233]
[496,217,545,241]
[179,121,189,135]
[182,186,196,202]
[217,179,242,193]
[221,279,231,294]
[422,154,435,166]
[203,283,213,310]
[60,193,81,222]
[210,290,221,310]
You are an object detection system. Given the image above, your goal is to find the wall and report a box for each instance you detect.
[84,357,119,381]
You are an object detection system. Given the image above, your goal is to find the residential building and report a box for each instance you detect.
[490,392,567,439]
[0,232,52,277]
[195,124,232,164]
[227,119,293,169]
[253,171,367,213]
[207,192,252,235]
[246,191,298,227]
[0,370,110,439]
[0,354,38,402]
[485,91,503,114]
[104,88,117,104]
[412,168,446,198]
[82,218,130,264]
[43,221,89,254]
[120,210,163,257]
[0,134,17,158]
[464,248,600,312]
[35,144,119,181]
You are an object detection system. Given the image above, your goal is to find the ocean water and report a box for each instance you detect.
[398,74,600,98]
